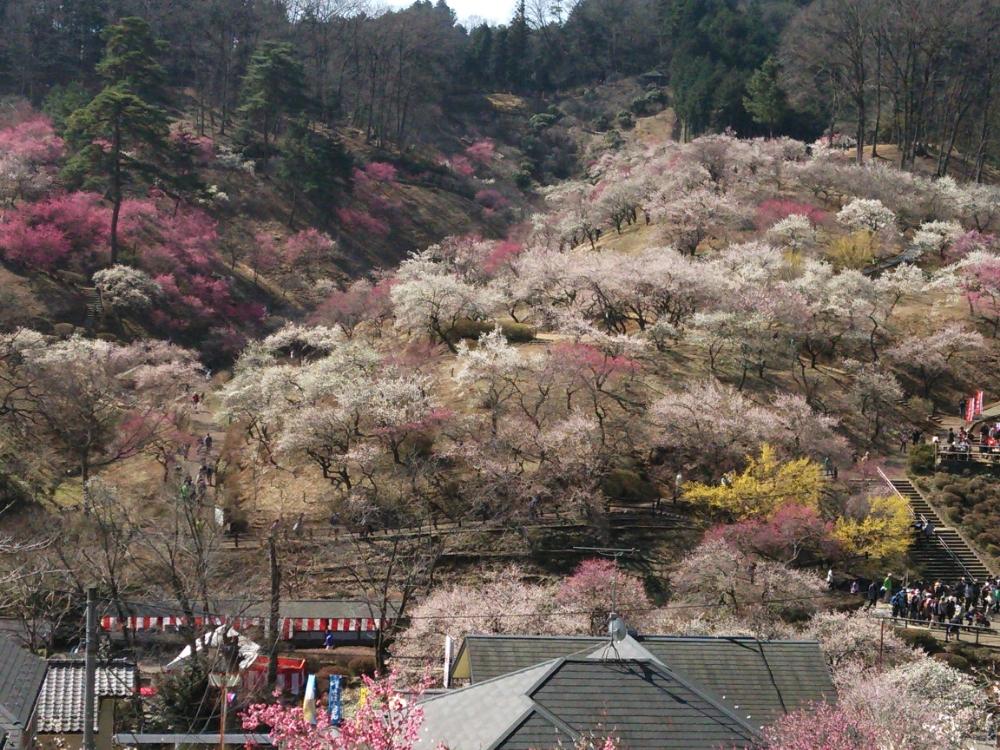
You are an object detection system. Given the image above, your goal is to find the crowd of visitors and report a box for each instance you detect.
[936,424,1000,456]
[859,573,1000,639]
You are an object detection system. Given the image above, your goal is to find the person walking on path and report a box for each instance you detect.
[883,573,893,602]
[866,581,879,610]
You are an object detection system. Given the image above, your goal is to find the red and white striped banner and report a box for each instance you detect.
[101,614,386,633]
[966,397,976,422]
[976,390,984,416]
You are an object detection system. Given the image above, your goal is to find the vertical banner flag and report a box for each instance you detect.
[303,674,317,725]
[965,397,976,423]
[328,674,343,726]
[976,390,984,416]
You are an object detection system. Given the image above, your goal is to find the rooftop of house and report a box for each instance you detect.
[36,660,136,734]
[448,633,836,732]
[0,635,47,750]
[419,636,778,750]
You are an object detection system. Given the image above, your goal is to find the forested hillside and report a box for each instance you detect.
[2,2,1000,749]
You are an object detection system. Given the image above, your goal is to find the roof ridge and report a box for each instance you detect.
[421,658,563,705]
[462,633,823,644]
[524,658,762,741]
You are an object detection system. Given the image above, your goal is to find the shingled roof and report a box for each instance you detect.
[418,637,763,750]
[450,634,835,728]
[37,660,135,734]
[0,635,47,750]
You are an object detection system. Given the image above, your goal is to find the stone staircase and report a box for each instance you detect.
[83,287,103,331]
[888,477,993,582]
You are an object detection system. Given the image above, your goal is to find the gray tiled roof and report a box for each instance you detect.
[0,635,47,750]
[531,659,759,749]
[497,711,568,750]
[419,661,554,750]
[452,634,835,727]
[37,660,135,734]
[418,646,760,750]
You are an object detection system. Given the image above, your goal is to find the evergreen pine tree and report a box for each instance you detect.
[238,42,307,151]
[507,0,530,90]
[278,117,352,229]
[743,56,787,136]
[63,18,170,265]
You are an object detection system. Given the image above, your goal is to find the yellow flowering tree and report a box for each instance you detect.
[834,494,912,559]
[683,444,823,519]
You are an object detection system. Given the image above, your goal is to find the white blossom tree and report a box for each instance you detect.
[92,265,162,314]
[11,334,199,486]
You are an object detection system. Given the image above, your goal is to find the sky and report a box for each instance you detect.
[385,0,517,25]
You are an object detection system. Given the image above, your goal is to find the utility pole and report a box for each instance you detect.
[267,533,281,688]
[84,586,97,750]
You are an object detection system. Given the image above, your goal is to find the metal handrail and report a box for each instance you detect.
[929,533,979,581]
[879,614,996,646]
[875,468,984,580]
[875,466,913,520]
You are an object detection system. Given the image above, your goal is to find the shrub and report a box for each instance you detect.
[827,230,878,269]
[601,469,659,505]
[346,655,376,677]
[933,652,970,671]
[897,628,943,655]
[593,113,612,131]
[909,444,936,474]
[604,130,625,149]
[615,111,634,130]
[629,90,668,115]
[528,113,558,131]
[447,318,535,343]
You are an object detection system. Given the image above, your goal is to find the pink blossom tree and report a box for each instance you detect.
[556,558,651,634]
[465,139,496,165]
[313,278,396,337]
[336,207,390,237]
[242,672,428,750]
[445,154,475,178]
[474,188,508,212]
[0,115,65,163]
[284,228,336,272]
[755,199,828,229]
[707,503,842,564]
[0,192,111,271]
[762,701,880,749]
[955,251,1000,336]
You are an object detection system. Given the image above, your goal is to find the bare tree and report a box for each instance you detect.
[344,533,442,672]
[781,0,877,164]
